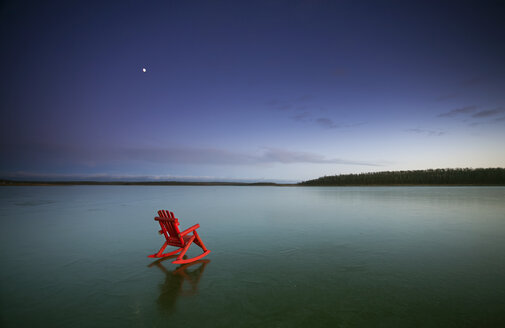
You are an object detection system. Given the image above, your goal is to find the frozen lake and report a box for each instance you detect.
[1,186,504,327]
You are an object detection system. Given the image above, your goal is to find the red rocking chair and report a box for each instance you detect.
[148,210,211,264]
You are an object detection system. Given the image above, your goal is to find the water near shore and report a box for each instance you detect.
[1,186,504,327]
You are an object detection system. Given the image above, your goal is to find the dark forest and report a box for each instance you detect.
[299,168,505,186]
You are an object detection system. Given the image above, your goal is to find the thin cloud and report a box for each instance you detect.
[315,117,338,129]
[291,113,363,130]
[265,99,292,111]
[291,112,311,122]
[265,99,280,106]
[266,96,358,131]
[1,142,381,167]
[405,128,445,136]
[435,93,458,101]
[123,147,256,165]
[277,104,292,110]
[260,148,380,166]
[469,114,505,126]
[266,95,314,111]
[438,105,478,117]
[295,94,315,102]
[461,76,486,87]
[472,107,505,118]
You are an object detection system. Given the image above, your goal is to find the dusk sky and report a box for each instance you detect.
[1,0,504,182]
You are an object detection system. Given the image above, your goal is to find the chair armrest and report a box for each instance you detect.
[180,224,200,237]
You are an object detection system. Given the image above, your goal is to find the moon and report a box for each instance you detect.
[142,68,146,73]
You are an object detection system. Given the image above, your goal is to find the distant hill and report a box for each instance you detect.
[299,168,505,186]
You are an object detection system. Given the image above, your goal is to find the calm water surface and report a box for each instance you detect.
[1,186,504,327]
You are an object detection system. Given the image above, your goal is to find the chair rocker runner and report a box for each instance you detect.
[148,210,211,264]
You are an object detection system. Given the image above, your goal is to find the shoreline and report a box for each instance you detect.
[1,180,504,187]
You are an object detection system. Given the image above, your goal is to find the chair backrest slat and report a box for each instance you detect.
[157,210,182,243]
[165,210,175,236]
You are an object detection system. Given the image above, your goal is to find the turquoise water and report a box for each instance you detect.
[1,186,504,327]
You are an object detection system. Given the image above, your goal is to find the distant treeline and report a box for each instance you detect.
[0,180,285,187]
[299,168,505,186]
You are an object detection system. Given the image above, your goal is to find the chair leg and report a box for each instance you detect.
[148,241,168,258]
[174,235,195,262]
[193,230,208,252]
[148,242,183,258]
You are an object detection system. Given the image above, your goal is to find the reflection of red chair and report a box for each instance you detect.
[148,258,210,315]
[148,210,211,264]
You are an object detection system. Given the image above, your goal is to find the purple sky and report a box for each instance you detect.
[1,0,504,182]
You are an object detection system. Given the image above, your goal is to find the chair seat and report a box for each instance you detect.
[166,234,193,247]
